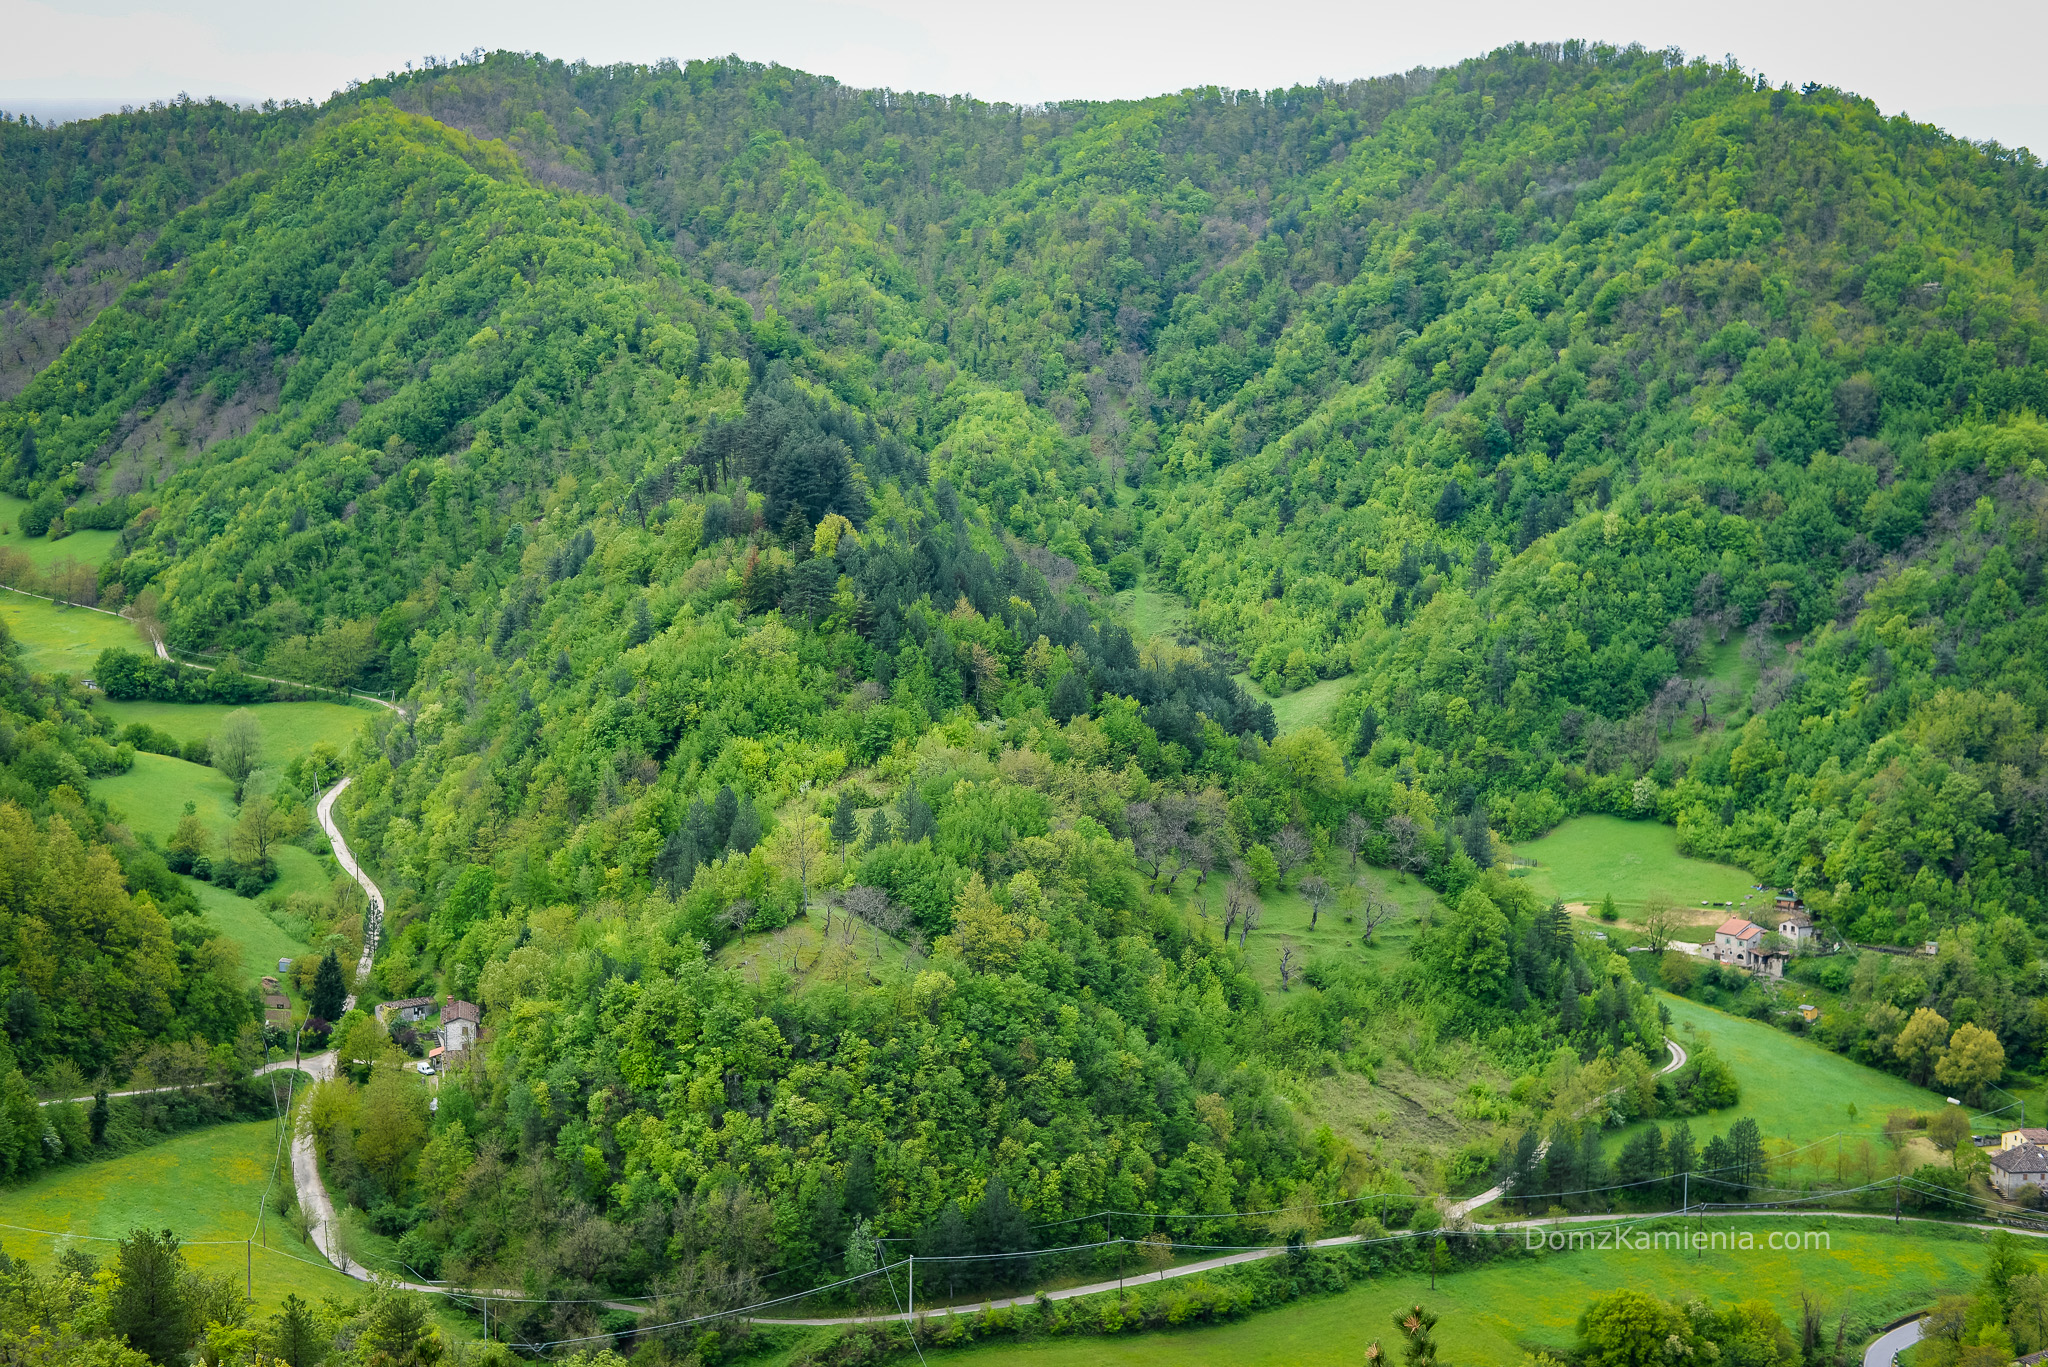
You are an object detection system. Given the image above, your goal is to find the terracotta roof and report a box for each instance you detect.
[2009,1128,2048,1144]
[443,999,481,1023]
[1990,1144,2048,1174]
[1715,916,1763,939]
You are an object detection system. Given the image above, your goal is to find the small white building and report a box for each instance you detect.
[442,998,481,1053]
[377,996,437,1025]
[1990,1143,2048,1199]
[1711,916,1787,978]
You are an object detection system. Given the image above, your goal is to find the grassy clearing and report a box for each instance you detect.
[1591,994,1960,1168]
[1508,815,1760,927]
[1657,639,1763,764]
[96,749,238,841]
[96,699,372,769]
[0,492,123,571]
[914,1217,1982,1367]
[187,872,321,981]
[1234,672,1348,737]
[1122,580,1189,641]
[1185,863,1436,995]
[0,591,140,676]
[0,1118,357,1313]
[93,752,329,981]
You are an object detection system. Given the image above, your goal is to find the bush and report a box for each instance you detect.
[1106,551,1141,591]
[16,489,60,539]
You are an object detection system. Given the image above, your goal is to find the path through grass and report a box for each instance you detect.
[0,1118,357,1312]
[916,1216,1983,1367]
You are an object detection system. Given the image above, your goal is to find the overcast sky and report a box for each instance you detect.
[4,0,2045,155]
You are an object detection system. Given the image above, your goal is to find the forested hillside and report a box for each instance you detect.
[2,39,2047,1340]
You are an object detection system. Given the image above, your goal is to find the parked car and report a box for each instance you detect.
[415,1061,435,1076]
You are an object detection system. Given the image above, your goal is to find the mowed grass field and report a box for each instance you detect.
[0,1118,357,1313]
[97,698,371,768]
[0,590,140,676]
[0,491,123,572]
[1589,994,1960,1168]
[912,1217,1984,1367]
[1510,815,1761,926]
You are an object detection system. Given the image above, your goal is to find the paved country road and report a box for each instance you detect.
[316,778,385,1014]
[1863,1316,1923,1367]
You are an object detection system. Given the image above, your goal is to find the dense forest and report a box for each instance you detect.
[2,37,2047,1345]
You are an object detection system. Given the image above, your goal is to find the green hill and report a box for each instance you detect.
[0,41,2044,1327]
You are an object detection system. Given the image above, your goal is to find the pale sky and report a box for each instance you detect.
[4,0,2045,156]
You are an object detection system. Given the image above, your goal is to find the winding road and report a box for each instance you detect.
[1863,1317,1923,1367]
[316,777,384,1014]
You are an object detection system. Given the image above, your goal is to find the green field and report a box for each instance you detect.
[0,1118,358,1313]
[1235,672,1348,737]
[188,871,321,979]
[0,591,140,676]
[1509,815,1761,924]
[96,749,238,840]
[1121,580,1188,641]
[97,699,371,768]
[1594,994,1960,1169]
[0,492,123,571]
[915,1217,1982,1367]
[94,751,328,981]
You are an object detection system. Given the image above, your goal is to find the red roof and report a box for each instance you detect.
[1715,916,1763,940]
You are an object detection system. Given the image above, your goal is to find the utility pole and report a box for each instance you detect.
[246,1240,252,1299]
[1894,1179,1900,1224]
[908,1255,914,1321]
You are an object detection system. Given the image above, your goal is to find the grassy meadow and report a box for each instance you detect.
[0,491,123,572]
[906,1217,1984,1367]
[94,752,329,981]
[1582,994,1962,1181]
[0,590,141,676]
[97,748,238,840]
[0,1118,357,1313]
[1235,672,1347,737]
[97,698,371,768]
[1509,815,1761,929]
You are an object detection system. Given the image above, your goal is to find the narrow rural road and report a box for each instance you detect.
[1864,1317,1923,1367]
[1443,1035,1689,1220]
[317,778,384,1014]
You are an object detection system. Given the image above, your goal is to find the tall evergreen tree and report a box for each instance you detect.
[309,950,347,1024]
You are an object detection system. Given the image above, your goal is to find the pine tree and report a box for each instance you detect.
[829,800,858,855]
[309,950,347,1024]
[728,796,760,854]
[1665,1121,1696,1203]
[865,807,892,848]
[268,1293,323,1367]
[109,1228,190,1364]
[711,786,739,848]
